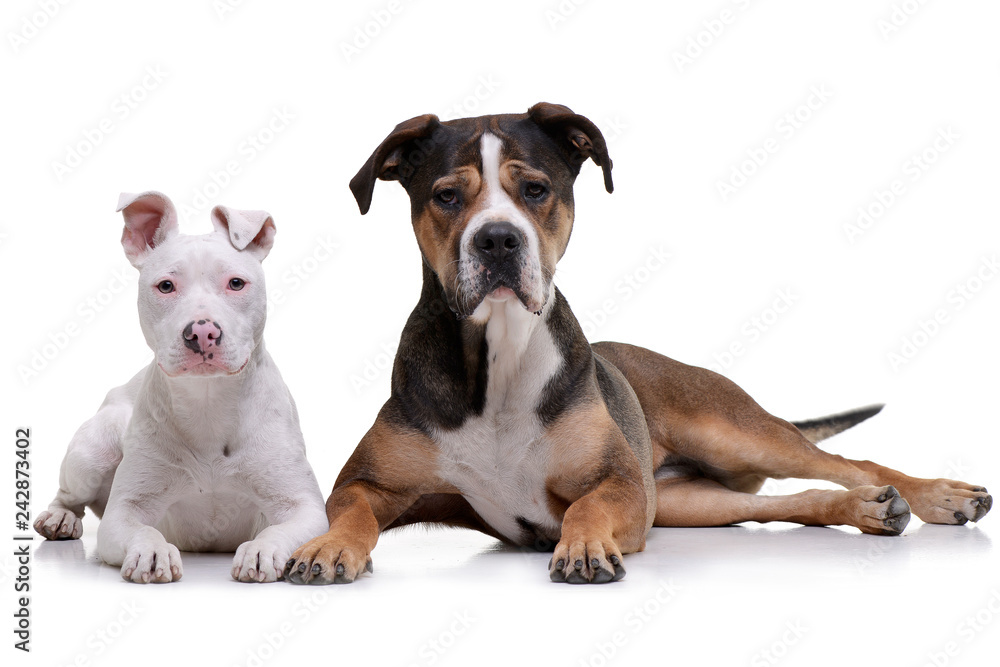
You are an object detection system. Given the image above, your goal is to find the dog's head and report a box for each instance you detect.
[350,102,612,321]
[118,191,275,378]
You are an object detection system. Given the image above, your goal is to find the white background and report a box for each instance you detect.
[3,1,999,665]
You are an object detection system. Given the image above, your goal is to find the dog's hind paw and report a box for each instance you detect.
[900,480,992,525]
[839,485,911,536]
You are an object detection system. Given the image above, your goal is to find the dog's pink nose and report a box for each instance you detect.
[183,319,223,355]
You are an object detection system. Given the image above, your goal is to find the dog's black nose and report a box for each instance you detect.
[473,222,523,263]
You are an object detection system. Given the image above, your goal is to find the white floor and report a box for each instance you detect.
[24,513,998,667]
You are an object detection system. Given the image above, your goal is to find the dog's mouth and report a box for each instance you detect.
[487,286,518,300]
[158,356,249,378]
[451,274,546,320]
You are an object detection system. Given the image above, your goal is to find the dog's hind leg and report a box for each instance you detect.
[652,474,911,535]
[593,342,992,527]
[34,372,140,540]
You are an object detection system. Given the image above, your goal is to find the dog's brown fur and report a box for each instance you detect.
[285,104,991,585]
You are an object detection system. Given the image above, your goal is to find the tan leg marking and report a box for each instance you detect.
[846,461,992,525]
[286,413,452,584]
[654,477,911,536]
[593,342,992,530]
[546,402,652,583]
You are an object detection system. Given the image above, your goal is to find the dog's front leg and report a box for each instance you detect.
[545,406,655,584]
[284,413,439,585]
[284,482,405,585]
[231,469,329,583]
[548,473,650,584]
[97,453,188,584]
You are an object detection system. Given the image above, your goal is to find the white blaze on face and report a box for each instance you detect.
[460,132,545,316]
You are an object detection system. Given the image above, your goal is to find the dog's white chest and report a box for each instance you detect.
[434,297,564,543]
[435,413,558,542]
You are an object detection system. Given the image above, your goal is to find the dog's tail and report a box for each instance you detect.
[792,404,884,444]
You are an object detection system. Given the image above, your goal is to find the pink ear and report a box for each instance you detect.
[117,191,179,267]
[210,205,276,260]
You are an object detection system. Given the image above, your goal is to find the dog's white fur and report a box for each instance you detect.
[461,132,547,314]
[34,191,328,583]
[433,285,563,542]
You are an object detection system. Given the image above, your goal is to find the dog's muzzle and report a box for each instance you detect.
[451,220,542,319]
[183,319,223,356]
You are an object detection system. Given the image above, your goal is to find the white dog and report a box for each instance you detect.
[34,191,328,583]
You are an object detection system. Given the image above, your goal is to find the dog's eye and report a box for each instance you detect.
[228,278,246,291]
[435,188,459,207]
[524,182,548,200]
[157,280,174,294]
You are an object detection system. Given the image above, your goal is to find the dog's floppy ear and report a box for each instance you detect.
[527,102,613,193]
[210,205,276,261]
[117,191,180,268]
[349,113,442,215]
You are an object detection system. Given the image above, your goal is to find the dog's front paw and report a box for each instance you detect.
[121,534,183,583]
[284,533,373,585]
[233,539,287,583]
[548,532,626,584]
[34,508,83,540]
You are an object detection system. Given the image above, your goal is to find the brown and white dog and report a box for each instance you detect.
[286,103,992,585]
